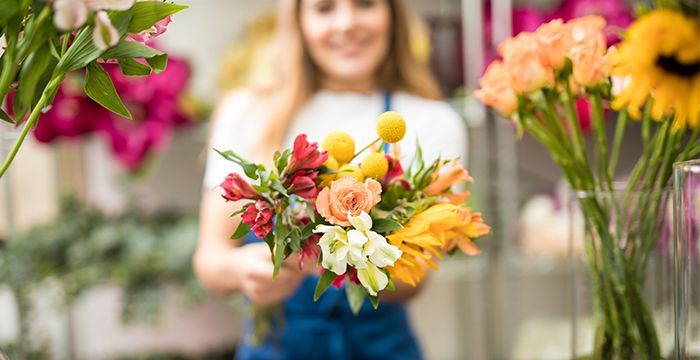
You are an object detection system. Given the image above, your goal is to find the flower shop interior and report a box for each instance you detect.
[1,0,699,359]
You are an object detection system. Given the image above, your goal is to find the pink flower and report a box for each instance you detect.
[315,177,382,227]
[288,170,320,200]
[127,16,172,44]
[220,173,260,201]
[473,60,519,117]
[498,32,555,94]
[241,200,274,239]
[288,134,328,172]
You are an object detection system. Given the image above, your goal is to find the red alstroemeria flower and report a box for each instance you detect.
[288,170,320,199]
[288,134,328,172]
[241,200,274,239]
[221,173,260,201]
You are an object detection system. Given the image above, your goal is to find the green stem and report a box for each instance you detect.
[0,74,64,178]
[351,137,381,161]
[61,34,70,57]
[563,81,588,166]
[608,110,628,177]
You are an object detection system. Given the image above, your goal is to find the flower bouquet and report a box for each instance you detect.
[0,0,187,178]
[216,111,490,310]
[474,1,699,358]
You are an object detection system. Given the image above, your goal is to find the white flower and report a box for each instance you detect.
[357,263,389,296]
[314,225,365,275]
[93,11,119,50]
[348,212,402,268]
[316,212,403,296]
[53,0,88,30]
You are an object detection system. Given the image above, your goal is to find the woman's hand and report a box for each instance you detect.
[234,242,307,306]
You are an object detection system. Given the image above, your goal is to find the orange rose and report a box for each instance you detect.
[425,160,474,200]
[535,19,571,70]
[499,32,555,93]
[473,60,518,117]
[567,16,608,87]
[315,177,382,226]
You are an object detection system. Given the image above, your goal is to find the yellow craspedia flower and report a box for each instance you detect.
[322,131,355,164]
[319,157,339,188]
[360,152,389,179]
[376,111,406,143]
[338,164,364,182]
[608,9,700,131]
[387,204,490,286]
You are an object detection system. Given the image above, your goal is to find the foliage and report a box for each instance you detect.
[0,196,206,323]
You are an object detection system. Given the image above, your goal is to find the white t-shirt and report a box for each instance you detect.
[203,89,468,189]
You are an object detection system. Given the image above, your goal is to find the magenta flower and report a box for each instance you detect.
[220,173,261,202]
[30,51,192,171]
[287,170,320,200]
[241,200,274,239]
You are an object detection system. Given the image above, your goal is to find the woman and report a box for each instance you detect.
[195,0,467,358]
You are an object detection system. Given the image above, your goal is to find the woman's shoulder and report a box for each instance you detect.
[213,89,265,124]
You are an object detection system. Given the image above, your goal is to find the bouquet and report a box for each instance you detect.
[216,111,490,311]
[0,0,187,178]
[474,1,698,357]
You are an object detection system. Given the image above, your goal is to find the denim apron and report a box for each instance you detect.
[235,92,423,360]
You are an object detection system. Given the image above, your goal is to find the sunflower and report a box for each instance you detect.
[608,10,700,130]
[386,204,490,286]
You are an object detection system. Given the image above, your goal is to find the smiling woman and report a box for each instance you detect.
[194,0,468,359]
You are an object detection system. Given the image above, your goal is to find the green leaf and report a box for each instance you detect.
[0,108,13,124]
[275,149,292,174]
[14,46,53,120]
[101,41,163,59]
[263,232,275,253]
[386,278,395,291]
[0,0,21,26]
[109,9,134,35]
[56,26,103,73]
[100,41,168,73]
[231,221,251,240]
[272,222,290,278]
[118,58,152,76]
[127,2,187,34]
[314,270,338,301]
[269,180,289,198]
[371,218,403,233]
[369,294,380,309]
[145,54,167,73]
[345,282,366,315]
[84,62,132,119]
[228,207,247,218]
[213,149,259,180]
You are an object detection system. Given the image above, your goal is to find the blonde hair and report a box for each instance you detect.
[255,0,442,152]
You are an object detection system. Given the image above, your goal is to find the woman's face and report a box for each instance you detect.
[300,0,391,89]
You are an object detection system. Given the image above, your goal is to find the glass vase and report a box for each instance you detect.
[674,159,700,359]
[570,187,674,359]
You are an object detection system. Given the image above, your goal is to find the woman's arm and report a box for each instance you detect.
[381,275,430,303]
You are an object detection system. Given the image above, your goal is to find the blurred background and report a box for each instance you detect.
[0,0,658,359]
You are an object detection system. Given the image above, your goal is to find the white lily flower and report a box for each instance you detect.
[314,225,365,275]
[53,0,88,30]
[93,11,119,50]
[357,262,389,296]
[347,212,402,268]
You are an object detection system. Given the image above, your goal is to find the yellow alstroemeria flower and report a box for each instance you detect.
[387,204,490,286]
